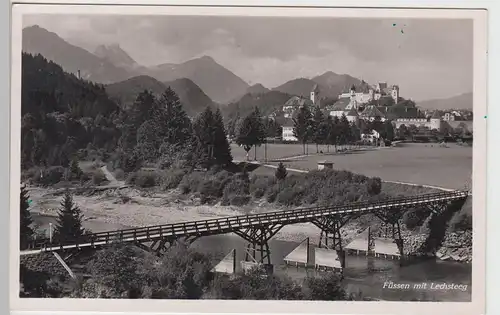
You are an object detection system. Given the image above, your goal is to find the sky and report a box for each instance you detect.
[22,15,473,101]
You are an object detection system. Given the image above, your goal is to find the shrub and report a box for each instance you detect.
[33,166,65,186]
[158,169,186,190]
[134,171,157,188]
[277,187,302,206]
[303,273,348,300]
[449,204,472,231]
[208,266,305,300]
[114,168,125,181]
[266,185,280,203]
[179,172,205,194]
[366,177,382,196]
[91,171,107,186]
[199,179,224,203]
[222,176,250,205]
[402,207,431,230]
[275,162,288,181]
[228,195,251,206]
[126,170,157,188]
[250,175,274,198]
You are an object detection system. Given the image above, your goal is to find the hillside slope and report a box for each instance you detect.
[22,25,131,83]
[147,56,249,104]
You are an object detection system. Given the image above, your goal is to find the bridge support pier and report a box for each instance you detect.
[373,210,405,261]
[234,224,283,273]
[312,214,353,270]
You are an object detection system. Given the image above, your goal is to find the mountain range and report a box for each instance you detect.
[416,92,473,110]
[22,25,470,114]
[22,25,131,83]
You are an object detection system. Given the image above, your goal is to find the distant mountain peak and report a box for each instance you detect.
[22,25,131,83]
[146,55,249,104]
[198,55,216,62]
[245,83,269,96]
[94,44,138,70]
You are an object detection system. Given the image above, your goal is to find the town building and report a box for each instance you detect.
[281,118,297,141]
[282,84,320,118]
[393,111,443,131]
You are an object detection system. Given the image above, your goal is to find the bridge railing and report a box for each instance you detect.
[26,190,468,251]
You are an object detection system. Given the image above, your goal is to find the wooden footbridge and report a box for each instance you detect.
[21,190,469,269]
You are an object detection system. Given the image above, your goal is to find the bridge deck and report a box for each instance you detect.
[21,191,468,255]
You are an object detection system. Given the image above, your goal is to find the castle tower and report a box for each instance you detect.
[429,110,442,131]
[391,85,400,104]
[310,84,320,106]
[368,88,374,101]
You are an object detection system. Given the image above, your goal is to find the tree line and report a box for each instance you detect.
[230,105,396,157]
[21,53,234,177]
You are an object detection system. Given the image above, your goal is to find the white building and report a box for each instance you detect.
[393,111,443,131]
[281,118,297,141]
[361,129,381,144]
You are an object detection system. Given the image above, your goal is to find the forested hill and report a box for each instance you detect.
[222,90,292,121]
[21,53,122,169]
[22,53,120,117]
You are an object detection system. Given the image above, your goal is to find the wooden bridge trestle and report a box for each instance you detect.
[21,190,470,268]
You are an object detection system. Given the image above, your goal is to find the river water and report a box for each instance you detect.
[31,213,472,302]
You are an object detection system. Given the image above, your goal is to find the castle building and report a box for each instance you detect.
[328,82,406,123]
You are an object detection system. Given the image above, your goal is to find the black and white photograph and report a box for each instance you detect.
[9,3,487,315]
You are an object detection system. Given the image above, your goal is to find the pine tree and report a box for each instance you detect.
[212,108,233,166]
[338,114,351,147]
[236,114,255,160]
[20,185,33,250]
[312,106,326,153]
[192,106,232,167]
[157,87,192,146]
[236,107,265,161]
[250,107,265,160]
[293,106,313,155]
[275,162,288,181]
[54,190,85,244]
[69,159,82,180]
[193,107,216,165]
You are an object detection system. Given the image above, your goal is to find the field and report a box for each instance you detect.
[232,143,472,190]
[231,143,307,161]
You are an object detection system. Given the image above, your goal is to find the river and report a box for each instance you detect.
[31,213,472,302]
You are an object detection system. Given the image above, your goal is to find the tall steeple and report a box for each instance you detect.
[310,84,320,106]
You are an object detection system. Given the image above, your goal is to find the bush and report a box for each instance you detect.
[266,185,280,203]
[277,187,303,206]
[179,172,205,194]
[114,168,125,181]
[366,177,382,196]
[208,266,305,300]
[126,170,157,188]
[32,166,65,186]
[449,204,472,231]
[158,169,186,190]
[199,179,224,203]
[228,195,251,206]
[303,273,348,300]
[221,176,250,205]
[91,171,107,186]
[402,207,431,230]
[250,175,274,198]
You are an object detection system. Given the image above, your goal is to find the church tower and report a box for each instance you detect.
[310,84,320,106]
[391,85,400,104]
